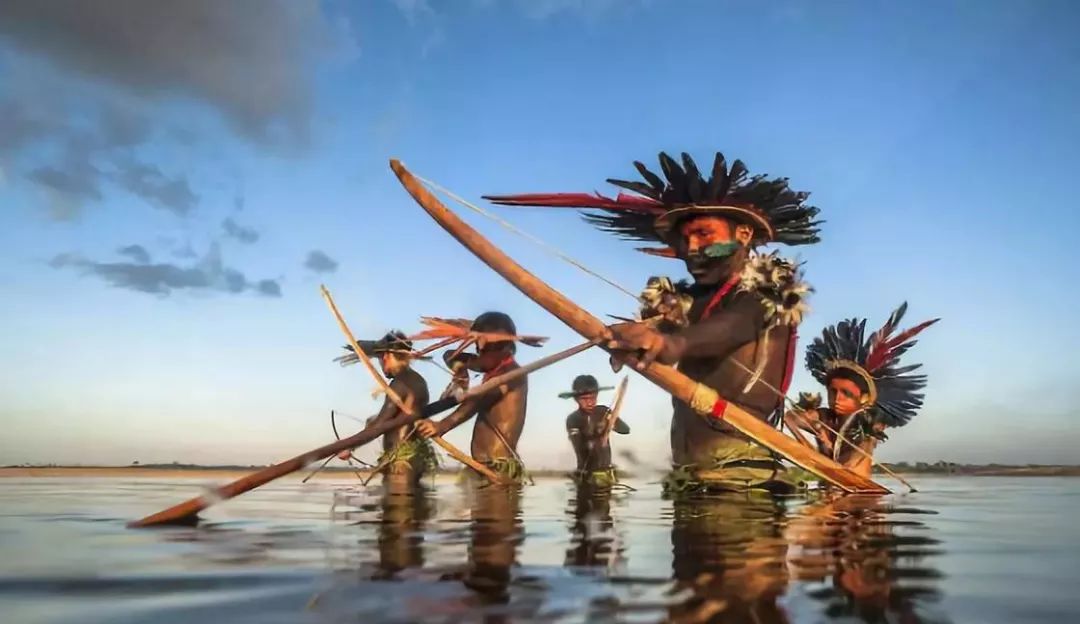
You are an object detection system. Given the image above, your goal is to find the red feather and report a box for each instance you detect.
[865,318,940,373]
[636,246,678,258]
[407,317,472,341]
[483,192,664,213]
[407,316,548,347]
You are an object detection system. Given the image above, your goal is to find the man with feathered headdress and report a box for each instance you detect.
[416,311,536,484]
[787,302,938,478]
[485,151,820,493]
[335,331,434,486]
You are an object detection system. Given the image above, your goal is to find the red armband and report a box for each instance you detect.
[711,398,728,420]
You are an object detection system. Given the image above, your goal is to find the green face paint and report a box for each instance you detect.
[702,242,741,258]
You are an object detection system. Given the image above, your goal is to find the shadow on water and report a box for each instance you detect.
[0,477,992,623]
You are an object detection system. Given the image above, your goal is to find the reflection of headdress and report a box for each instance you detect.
[558,374,613,399]
[484,151,822,254]
[805,303,939,427]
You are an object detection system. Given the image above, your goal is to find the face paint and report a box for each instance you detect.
[702,241,741,258]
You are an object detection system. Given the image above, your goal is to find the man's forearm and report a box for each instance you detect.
[434,399,479,434]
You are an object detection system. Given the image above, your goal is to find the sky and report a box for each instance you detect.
[1,0,1078,469]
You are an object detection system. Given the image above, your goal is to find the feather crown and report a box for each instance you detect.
[805,302,939,428]
[484,151,823,253]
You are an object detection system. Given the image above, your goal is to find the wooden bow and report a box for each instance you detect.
[321,285,505,485]
[389,159,888,494]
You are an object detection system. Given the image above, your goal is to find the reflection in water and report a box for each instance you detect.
[375,484,434,579]
[666,491,949,624]
[786,494,948,623]
[564,482,626,572]
[0,477,993,624]
[669,493,792,623]
[463,483,524,601]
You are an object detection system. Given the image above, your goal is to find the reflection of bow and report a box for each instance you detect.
[389,160,888,494]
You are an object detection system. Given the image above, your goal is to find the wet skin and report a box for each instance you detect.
[788,377,882,479]
[417,341,526,463]
[338,352,430,484]
[566,392,630,472]
[606,215,792,468]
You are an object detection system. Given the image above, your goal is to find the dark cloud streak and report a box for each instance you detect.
[110,162,197,216]
[116,244,150,264]
[222,217,260,244]
[50,243,282,298]
[303,250,338,273]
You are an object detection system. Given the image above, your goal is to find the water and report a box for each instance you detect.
[1,475,1078,623]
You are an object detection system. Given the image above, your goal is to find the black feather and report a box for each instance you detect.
[633,160,665,194]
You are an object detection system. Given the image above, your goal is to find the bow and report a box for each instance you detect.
[320,285,506,485]
[389,159,888,494]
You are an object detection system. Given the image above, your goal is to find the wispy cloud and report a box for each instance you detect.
[303,250,339,274]
[116,244,150,264]
[110,161,198,216]
[50,243,282,298]
[0,0,354,144]
[221,217,260,244]
[0,1,356,219]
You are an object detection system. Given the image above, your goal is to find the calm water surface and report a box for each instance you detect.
[1,475,1078,623]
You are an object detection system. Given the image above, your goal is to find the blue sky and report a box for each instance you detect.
[1,0,1078,468]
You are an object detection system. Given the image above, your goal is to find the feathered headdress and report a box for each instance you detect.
[805,303,939,427]
[484,151,822,255]
[334,317,548,369]
[333,330,422,367]
[407,316,547,348]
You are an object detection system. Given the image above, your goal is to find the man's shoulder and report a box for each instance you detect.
[395,368,428,392]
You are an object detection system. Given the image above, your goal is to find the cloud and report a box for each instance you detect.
[116,244,150,264]
[50,243,281,298]
[0,98,56,154]
[0,2,356,220]
[26,165,101,202]
[255,279,282,297]
[2,96,198,218]
[0,1,353,143]
[303,249,339,273]
[222,217,260,244]
[110,161,198,216]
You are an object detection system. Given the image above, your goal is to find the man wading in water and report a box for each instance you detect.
[335,331,433,488]
[563,375,630,486]
[485,151,821,494]
[416,312,531,484]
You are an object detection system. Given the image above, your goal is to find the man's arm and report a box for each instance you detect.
[368,378,411,426]
[607,293,766,369]
[425,377,510,436]
[612,417,630,435]
[662,293,764,362]
[566,412,587,465]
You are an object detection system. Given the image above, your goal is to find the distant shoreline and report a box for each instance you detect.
[2,463,1079,479]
